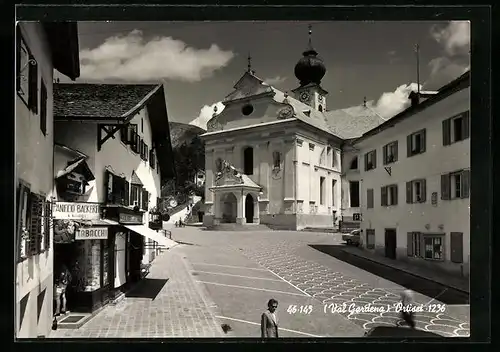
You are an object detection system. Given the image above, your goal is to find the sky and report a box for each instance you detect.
[58,21,470,130]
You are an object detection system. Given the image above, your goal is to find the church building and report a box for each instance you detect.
[201,26,386,230]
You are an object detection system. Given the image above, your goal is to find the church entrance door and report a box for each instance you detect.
[245,194,254,224]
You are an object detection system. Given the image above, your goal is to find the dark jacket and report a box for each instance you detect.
[261,310,279,338]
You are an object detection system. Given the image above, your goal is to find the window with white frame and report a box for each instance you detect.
[407,129,426,157]
[443,111,470,145]
[130,184,141,207]
[364,150,376,171]
[406,179,426,203]
[383,141,398,164]
[441,169,470,200]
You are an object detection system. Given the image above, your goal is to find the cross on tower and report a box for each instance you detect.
[247,53,252,73]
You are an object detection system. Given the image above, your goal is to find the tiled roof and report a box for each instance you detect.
[53,83,160,119]
[131,171,144,185]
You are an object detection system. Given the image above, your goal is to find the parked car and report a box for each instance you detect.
[364,326,442,337]
[342,229,361,246]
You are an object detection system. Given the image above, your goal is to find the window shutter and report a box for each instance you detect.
[124,180,130,206]
[442,118,451,146]
[421,179,427,202]
[441,174,450,200]
[461,169,470,198]
[406,181,413,204]
[406,134,412,157]
[463,111,470,140]
[407,232,414,256]
[383,145,387,165]
[16,184,28,260]
[381,186,387,206]
[393,141,399,162]
[105,171,113,203]
[420,129,426,153]
[44,200,52,250]
[419,233,425,258]
[145,144,149,161]
[367,189,373,209]
[29,194,42,255]
[372,151,377,168]
[450,232,464,263]
[142,189,149,210]
[393,185,398,205]
[364,153,368,171]
[28,56,38,114]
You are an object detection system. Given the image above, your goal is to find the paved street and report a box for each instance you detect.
[49,227,469,338]
[49,248,224,338]
[174,227,470,338]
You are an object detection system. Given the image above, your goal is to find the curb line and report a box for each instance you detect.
[341,249,469,295]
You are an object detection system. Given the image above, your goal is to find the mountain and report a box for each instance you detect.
[168,122,205,149]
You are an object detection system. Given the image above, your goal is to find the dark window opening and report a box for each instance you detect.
[273,151,281,169]
[349,181,360,207]
[319,177,325,205]
[350,157,358,170]
[243,147,253,175]
[242,104,254,116]
[40,80,47,136]
[364,150,376,171]
[407,129,426,156]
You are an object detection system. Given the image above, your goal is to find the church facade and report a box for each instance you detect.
[201,29,385,230]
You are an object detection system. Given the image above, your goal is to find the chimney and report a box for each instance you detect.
[409,91,420,107]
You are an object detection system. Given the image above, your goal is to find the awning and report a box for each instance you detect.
[123,224,177,249]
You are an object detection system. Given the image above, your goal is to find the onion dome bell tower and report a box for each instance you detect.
[292,25,328,112]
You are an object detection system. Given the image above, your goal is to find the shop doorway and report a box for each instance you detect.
[128,232,144,283]
[245,194,254,224]
[384,229,397,259]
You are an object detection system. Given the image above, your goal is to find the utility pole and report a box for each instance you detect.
[415,43,420,94]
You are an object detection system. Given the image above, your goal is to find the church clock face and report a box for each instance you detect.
[300,92,310,102]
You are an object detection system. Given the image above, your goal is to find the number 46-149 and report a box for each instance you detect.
[287,305,313,315]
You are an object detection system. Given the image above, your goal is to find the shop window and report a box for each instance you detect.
[366,229,375,249]
[381,184,398,206]
[441,169,470,200]
[406,179,427,203]
[407,129,426,157]
[349,181,360,207]
[383,141,398,165]
[443,111,470,145]
[364,150,376,171]
[423,235,444,260]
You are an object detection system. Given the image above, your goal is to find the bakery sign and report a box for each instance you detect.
[53,202,101,220]
[75,227,108,240]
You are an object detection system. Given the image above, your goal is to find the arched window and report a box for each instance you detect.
[272,151,281,169]
[350,157,358,170]
[243,147,254,175]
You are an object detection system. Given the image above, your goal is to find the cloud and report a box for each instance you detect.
[425,21,470,89]
[368,83,422,119]
[189,101,225,131]
[263,76,287,86]
[79,30,235,82]
[430,21,470,56]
